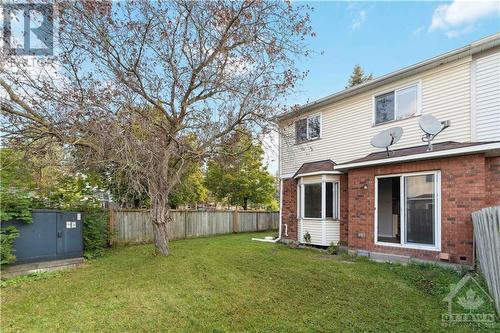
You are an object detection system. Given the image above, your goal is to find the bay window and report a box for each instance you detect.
[301,180,339,220]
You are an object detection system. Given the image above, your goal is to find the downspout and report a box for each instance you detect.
[252,129,283,243]
[252,175,283,243]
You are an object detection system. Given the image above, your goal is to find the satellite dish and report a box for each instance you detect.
[419,114,450,151]
[370,127,403,156]
[420,115,442,135]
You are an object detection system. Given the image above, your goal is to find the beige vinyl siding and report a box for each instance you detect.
[300,175,324,183]
[299,220,340,246]
[325,222,340,245]
[300,220,323,245]
[474,51,500,141]
[280,57,473,176]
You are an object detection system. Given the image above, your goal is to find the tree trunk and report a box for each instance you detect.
[243,198,248,210]
[151,193,170,256]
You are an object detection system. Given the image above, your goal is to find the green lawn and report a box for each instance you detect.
[1,232,497,332]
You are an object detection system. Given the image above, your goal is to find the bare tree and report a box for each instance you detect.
[0,0,312,255]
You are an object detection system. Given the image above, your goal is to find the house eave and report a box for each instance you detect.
[293,170,343,179]
[334,142,500,171]
[278,33,500,123]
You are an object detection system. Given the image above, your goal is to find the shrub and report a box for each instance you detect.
[326,241,339,255]
[0,226,20,265]
[0,190,33,223]
[83,209,109,259]
[303,231,311,243]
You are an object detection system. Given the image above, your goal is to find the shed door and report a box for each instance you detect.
[56,212,83,258]
[12,211,58,262]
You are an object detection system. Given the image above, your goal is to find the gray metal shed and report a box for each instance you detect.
[4,209,83,264]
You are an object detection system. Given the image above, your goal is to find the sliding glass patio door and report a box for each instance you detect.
[404,174,435,245]
[376,171,440,250]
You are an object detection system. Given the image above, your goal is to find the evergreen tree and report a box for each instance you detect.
[346,64,373,88]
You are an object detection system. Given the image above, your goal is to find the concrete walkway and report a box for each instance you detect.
[1,257,84,279]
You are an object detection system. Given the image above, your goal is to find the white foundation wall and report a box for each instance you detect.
[299,220,340,246]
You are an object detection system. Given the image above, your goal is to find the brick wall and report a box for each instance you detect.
[347,154,487,264]
[485,156,500,206]
[281,178,298,241]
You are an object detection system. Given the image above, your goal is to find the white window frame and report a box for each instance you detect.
[295,113,322,143]
[300,176,339,221]
[372,80,422,126]
[374,170,441,251]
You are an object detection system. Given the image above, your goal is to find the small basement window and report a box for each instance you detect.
[295,114,321,143]
[374,83,419,125]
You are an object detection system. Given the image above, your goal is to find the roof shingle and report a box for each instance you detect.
[342,141,500,164]
[293,159,336,178]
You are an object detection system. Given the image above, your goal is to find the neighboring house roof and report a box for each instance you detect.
[278,33,500,122]
[293,159,341,178]
[335,141,500,171]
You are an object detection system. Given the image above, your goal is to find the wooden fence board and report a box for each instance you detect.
[112,210,278,243]
[472,205,500,314]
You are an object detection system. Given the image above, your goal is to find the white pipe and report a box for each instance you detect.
[252,132,283,244]
[252,177,283,243]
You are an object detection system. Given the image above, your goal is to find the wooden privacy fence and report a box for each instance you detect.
[111,209,279,243]
[472,206,500,314]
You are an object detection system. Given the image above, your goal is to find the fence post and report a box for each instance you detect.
[184,210,187,239]
[256,212,259,231]
[232,209,239,233]
[107,208,114,246]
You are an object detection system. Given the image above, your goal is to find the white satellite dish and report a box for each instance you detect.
[370,127,403,156]
[419,114,450,151]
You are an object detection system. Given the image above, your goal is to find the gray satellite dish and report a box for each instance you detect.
[419,114,450,151]
[370,127,403,156]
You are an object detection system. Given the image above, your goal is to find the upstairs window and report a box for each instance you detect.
[295,114,321,143]
[374,83,419,125]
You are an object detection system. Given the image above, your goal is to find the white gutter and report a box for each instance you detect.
[335,142,500,171]
[278,33,500,122]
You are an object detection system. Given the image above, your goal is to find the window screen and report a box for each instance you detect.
[326,182,333,218]
[308,115,320,139]
[304,183,322,218]
[405,174,435,245]
[375,91,395,124]
[295,118,307,143]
